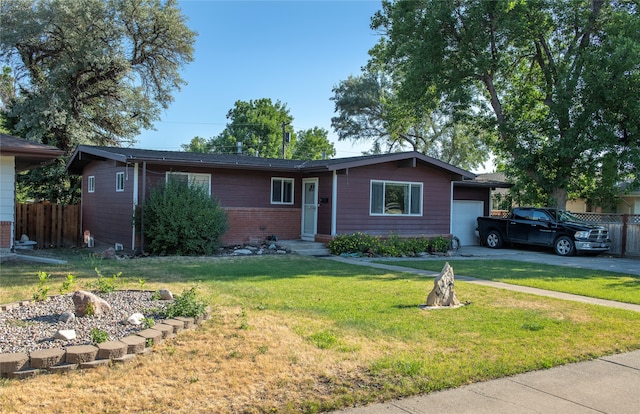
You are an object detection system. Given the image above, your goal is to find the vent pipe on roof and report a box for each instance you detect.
[236,142,242,154]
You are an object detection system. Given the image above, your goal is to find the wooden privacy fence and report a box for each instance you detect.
[15,203,81,248]
[572,213,640,258]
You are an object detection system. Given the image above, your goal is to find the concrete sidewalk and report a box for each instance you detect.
[327,248,640,414]
[331,350,640,414]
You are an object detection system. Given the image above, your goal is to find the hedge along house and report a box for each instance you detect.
[66,145,494,251]
[0,134,64,257]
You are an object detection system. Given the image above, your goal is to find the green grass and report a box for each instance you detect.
[1,252,640,410]
[374,259,640,305]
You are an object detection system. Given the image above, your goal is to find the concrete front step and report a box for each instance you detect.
[278,240,332,256]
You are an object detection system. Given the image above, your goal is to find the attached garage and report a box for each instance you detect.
[452,200,484,246]
[452,176,512,246]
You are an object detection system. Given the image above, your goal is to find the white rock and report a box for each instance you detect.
[55,329,76,340]
[127,312,145,325]
[233,249,253,255]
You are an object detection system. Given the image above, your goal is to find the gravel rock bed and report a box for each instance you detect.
[0,291,169,354]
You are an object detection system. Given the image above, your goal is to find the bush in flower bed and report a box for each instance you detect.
[327,233,452,257]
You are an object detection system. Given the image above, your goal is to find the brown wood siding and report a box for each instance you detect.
[454,186,491,216]
[335,162,452,236]
[142,165,303,208]
[82,161,135,249]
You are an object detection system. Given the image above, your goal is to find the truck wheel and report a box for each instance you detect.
[485,230,503,249]
[554,236,575,256]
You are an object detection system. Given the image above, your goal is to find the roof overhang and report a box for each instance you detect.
[0,134,64,171]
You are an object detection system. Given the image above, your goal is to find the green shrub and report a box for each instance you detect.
[165,285,207,319]
[327,233,453,257]
[90,328,109,344]
[143,176,228,255]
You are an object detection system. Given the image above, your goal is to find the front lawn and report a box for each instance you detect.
[374,259,640,305]
[1,254,639,413]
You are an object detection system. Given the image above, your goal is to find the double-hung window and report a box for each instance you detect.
[370,180,422,216]
[116,172,125,192]
[166,172,211,196]
[88,176,95,193]
[271,177,294,204]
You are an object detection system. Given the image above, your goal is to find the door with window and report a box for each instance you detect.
[301,178,318,240]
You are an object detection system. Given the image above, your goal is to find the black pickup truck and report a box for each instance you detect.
[476,207,611,256]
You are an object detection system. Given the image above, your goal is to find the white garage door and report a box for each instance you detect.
[452,201,484,246]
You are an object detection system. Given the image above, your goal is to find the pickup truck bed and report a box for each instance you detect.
[477,207,610,256]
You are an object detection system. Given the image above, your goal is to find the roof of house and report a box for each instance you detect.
[66,145,477,180]
[0,133,64,171]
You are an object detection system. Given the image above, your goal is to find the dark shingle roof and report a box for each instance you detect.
[66,145,476,179]
[0,133,64,171]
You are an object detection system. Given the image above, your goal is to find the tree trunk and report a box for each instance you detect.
[549,187,568,209]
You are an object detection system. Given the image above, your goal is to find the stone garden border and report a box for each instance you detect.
[0,298,211,380]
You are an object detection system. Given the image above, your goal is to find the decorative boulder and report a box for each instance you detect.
[58,311,75,323]
[72,290,112,316]
[426,262,460,307]
[158,289,173,301]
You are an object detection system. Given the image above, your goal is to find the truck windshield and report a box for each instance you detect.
[555,210,585,224]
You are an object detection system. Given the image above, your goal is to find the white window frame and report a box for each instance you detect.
[116,172,125,192]
[166,172,211,196]
[370,180,423,216]
[271,177,294,205]
[87,176,95,193]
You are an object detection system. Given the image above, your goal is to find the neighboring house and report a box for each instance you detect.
[567,182,640,214]
[66,146,500,250]
[0,134,64,256]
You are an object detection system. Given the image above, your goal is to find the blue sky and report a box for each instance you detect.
[135,0,382,158]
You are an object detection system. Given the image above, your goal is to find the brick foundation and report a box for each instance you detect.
[222,207,301,245]
[0,221,12,249]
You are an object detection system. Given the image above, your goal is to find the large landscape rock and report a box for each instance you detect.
[72,290,112,316]
[426,262,460,307]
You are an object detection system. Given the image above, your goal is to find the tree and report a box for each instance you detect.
[180,136,211,153]
[292,127,335,160]
[0,0,196,152]
[370,0,640,207]
[208,98,294,158]
[331,70,491,171]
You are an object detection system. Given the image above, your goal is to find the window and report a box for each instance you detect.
[370,180,422,216]
[87,176,95,193]
[271,177,294,204]
[116,172,125,192]
[166,172,211,196]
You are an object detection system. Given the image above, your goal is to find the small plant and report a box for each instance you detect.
[142,317,155,329]
[138,278,147,290]
[90,328,109,344]
[59,273,76,294]
[33,271,50,301]
[92,268,121,293]
[151,290,162,300]
[165,285,207,318]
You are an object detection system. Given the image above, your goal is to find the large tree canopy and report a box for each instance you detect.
[371,0,640,207]
[331,70,491,170]
[0,0,195,152]
[203,98,295,159]
[292,127,336,160]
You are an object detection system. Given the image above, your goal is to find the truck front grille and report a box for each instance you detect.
[589,228,609,242]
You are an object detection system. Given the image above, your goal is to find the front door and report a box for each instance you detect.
[301,178,318,240]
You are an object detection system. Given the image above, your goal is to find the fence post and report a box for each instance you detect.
[621,214,628,258]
